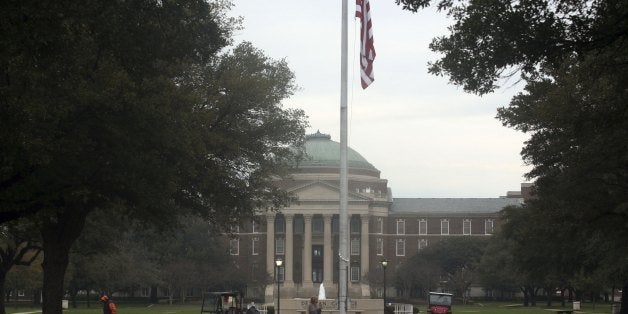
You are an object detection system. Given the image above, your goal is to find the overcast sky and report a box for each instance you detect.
[229,1,531,198]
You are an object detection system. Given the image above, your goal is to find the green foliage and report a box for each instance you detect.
[396,0,628,95]
[476,233,519,297]
[393,237,488,300]
[396,0,628,307]
[1,1,307,313]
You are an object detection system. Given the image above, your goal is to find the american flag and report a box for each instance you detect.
[356,0,375,89]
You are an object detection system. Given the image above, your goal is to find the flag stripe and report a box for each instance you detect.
[356,0,375,89]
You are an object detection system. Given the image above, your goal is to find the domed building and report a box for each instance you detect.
[229,131,527,302]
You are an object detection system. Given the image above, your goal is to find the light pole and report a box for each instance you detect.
[381,260,388,308]
[275,258,283,314]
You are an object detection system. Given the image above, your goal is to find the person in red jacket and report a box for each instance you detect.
[99,294,117,314]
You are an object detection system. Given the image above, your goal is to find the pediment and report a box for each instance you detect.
[287,181,370,202]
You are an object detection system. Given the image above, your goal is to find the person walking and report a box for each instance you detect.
[99,294,117,314]
[246,302,260,314]
[308,296,321,314]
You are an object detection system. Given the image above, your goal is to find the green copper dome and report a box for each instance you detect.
[298,131,377,172]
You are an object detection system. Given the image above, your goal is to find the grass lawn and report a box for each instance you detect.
[6,304,202,314]
[452,302,611,314]
[5,302,614,314]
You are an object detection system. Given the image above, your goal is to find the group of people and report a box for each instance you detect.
[246,296,321,314]
[96,294,323,314]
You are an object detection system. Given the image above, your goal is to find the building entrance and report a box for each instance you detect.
[312,245,323,283]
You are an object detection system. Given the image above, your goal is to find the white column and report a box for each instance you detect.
[323,214,333,285]
[360,215,370,278]
[303,214,313,285]
[285,214,294,286]
[266,214,275,278]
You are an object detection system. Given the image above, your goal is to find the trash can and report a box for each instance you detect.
[572,301,580,310]
[612,302,621,314]
[62,300,69,309]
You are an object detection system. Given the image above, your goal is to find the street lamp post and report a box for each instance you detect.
[381,260,388,308]
[275,258,283,314]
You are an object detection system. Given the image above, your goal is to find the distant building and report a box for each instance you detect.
[229,131,527,302]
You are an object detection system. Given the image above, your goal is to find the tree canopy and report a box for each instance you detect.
[396,0,627,95]
[397,0,628,311]
[1,1,307,313]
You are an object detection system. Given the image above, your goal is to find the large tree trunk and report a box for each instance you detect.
[521,286,529,307]
[620,283,627,314]
[41,210,88,314]
[0,273,7,314]
[150,285,158,304]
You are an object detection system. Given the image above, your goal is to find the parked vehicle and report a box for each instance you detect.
[427,292,453,314]
[201,291,244,314]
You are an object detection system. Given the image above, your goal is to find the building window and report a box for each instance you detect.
[350,216,360,234]
[485,219,494,234]
[350,266,361,282]
[275,216,285,233]
[419,219,427,235]
[396,219,405,235]
[350,238,360,255]
[376,238,383,255]
[441,219,449,235]
[463,219,472,235]
[418,238,428,250]
[252,237,259,255]
[375,217,383,234]
[396,238,405,256]
[275,237,285,255]
[312,268,323,283]
[277,266,285,282]
[229,238,239,255]
[252,263,259,282]
[252,220,258,233]
[313,216,324,234]
[294,216,304,234]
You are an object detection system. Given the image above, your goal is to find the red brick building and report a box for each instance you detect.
[228,131,526,302]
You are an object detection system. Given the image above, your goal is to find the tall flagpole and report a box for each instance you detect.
[339,1,349,314]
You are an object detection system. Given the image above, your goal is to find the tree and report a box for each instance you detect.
[396,0,628,311]
[499,204,579,306]
[497,47,628,310]
[395,0,628,95]
[392,253,440,300]
[477,235,519,301]
[1,1,307,313]
[422,237,487,303]
[141,215,233,304]
[0,220,42,314]
[6,261,43,308]
[395,237,487,303]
